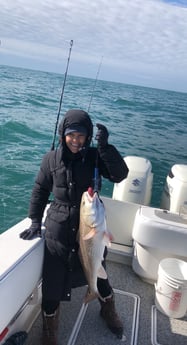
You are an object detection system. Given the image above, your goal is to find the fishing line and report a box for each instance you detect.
[87,56,103,113]
[51,39,73,150]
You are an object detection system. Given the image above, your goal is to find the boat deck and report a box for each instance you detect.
[25,257,187,345]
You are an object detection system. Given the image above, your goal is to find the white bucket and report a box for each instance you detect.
[155,258,187,318]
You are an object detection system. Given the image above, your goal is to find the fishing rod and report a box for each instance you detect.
[87,56,103,192]
[51,39,73,150]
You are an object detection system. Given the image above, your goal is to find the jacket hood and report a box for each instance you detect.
[58,109,93,146]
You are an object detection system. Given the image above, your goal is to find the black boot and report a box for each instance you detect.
[41,308,59,345]
[3,332,27,345]
[99,294,124,339]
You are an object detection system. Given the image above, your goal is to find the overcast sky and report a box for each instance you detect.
[1,0,187,92]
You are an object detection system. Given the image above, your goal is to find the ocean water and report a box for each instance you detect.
[1,64,187,233]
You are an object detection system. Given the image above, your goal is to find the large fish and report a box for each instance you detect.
[78,187,112,304]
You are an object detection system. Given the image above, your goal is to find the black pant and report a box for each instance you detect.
[42,277,113,314]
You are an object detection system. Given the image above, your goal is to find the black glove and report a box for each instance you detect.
[19,220,41,240]
[95,123,109,147]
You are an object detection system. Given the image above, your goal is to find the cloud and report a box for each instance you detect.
[1,0,187,91]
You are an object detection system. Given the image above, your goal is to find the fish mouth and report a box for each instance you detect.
[86,191,99,204]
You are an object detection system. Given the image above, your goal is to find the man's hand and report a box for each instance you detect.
[19,220,41,240]
[95,123,109,147]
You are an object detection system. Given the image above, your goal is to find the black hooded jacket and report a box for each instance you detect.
[29,109,129,257]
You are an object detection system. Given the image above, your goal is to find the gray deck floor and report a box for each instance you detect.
[25,260,187,345]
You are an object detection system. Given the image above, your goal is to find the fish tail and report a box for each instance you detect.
[84,291,99,304]
[84,288,106,304]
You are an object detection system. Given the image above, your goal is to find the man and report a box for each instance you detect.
[20,109,129,345]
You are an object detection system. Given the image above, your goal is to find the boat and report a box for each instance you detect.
[1,155,187,345]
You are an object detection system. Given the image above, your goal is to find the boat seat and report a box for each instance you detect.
[132,206,187,283]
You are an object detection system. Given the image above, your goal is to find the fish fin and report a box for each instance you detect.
[97,265,107,279]
[83,228,96,240]
[109,231,114,242]
[103,231,113,247]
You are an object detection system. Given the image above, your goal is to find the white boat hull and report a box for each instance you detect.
[0,218,44,340]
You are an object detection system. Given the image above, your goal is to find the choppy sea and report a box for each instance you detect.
[1,64,187,233]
